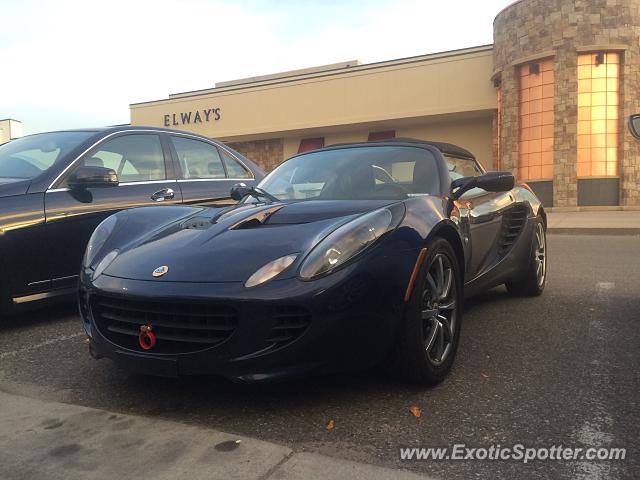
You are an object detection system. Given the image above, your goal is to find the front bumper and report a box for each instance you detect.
[79,249,418,383]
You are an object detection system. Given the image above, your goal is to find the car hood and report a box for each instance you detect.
[0,178,30,197]
[102,200,397,283]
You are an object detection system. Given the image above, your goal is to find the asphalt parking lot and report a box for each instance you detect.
[0,234,638,479]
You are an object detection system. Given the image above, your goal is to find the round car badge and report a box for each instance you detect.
[152,265,169,277]
[138,325,156,350]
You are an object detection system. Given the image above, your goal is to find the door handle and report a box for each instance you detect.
[151,188,175,202]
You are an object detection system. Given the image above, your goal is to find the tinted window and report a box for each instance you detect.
[257,146,440,201]
[0,131,93,179]
[172,137,225,179]
[69,134,166,184]
[221,150,252,179]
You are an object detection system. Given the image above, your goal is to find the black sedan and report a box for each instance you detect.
[0,126,263,313]
[79,139,547,385]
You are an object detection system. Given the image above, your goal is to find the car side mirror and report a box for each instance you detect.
[451,171,515,199]
[629,113,640,139]
[230,182,251,201]
[68,166,119,189]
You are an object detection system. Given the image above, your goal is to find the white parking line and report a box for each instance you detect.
[0,332,85,360]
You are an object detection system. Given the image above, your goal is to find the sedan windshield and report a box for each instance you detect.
[0,131,94,179]
[257,146,440,201]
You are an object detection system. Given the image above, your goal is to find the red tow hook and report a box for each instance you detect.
[138,325,156,350]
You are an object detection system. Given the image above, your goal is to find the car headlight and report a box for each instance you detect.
[299,206,404,280]
[245,254,298,288]
[92,249,119,280]
[84,215,118,267]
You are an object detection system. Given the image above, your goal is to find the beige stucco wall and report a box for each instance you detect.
[281,115,495,170]
[130,47,497,142]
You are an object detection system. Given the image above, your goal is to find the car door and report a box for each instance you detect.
[446,155,510,281]
[44,132,182,290]
[168,135,256,207]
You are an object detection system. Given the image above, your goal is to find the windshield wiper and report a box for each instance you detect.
[247,186,280,203]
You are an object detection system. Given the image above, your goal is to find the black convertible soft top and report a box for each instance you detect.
[368,138,476,161]
[329,137,476,161]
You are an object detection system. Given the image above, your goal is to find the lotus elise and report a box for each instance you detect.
[79,139,547,384]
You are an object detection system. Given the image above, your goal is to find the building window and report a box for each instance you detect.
[298,137,324,153]
[519,58,554,181]
[577,52,620,177]
[368,130,396,141]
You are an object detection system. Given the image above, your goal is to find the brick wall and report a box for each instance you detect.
[226,138,284,172]
[494,0,640,206]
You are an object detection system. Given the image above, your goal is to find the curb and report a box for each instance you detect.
[547,227,640,236]
[0,390,433,480]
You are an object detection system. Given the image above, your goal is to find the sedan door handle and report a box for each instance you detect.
[151,188,175,202]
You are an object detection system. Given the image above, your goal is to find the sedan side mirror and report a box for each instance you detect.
[451,171,515,199]
[230,182,251,201]
[629,113,640,139]
[68,166,119,189]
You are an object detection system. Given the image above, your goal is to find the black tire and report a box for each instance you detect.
[392,237,463,385]
[505,217,547,297]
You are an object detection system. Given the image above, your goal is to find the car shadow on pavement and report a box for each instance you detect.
[0,303,78,333]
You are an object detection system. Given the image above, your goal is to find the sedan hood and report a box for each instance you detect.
[102,200,396,283]
[0,178,30,197]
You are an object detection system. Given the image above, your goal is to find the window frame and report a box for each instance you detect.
[58,132,172,188]
[219,148,252,180]
[166,133,255,182]
[169,135,228,181]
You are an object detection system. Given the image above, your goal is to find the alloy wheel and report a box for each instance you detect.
[535,222,546,287]
[421,253,457,366]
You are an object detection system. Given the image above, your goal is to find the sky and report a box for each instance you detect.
[1,0,513,134]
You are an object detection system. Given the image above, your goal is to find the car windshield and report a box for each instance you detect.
[0,131,94,179]
[256,146,440,201]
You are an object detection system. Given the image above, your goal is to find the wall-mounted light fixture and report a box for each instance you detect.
[595,52,605,66]
[529,63,540,75]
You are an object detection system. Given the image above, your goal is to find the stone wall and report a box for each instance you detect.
[226,138,284,172]
[493,0,640,206]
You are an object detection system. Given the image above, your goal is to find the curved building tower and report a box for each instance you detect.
[493,0,640,206]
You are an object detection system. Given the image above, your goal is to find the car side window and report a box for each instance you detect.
[221,150,252,179]
[64,134,166,186]
[445,155,483,180]
[172,136,226,179]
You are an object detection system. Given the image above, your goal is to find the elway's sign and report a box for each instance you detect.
[163,108,221,127]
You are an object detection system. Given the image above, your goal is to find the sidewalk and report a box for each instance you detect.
[0,391,432,480]
[546,210,640,235]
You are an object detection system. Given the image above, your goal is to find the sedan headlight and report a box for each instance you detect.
[246,254,298,288]
[84,215,118,267]
[299,206,403,280]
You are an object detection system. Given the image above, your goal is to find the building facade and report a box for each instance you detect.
[0,119,23,144]
[130,0,640,207]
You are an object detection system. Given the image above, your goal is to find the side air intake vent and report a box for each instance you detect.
[498,206,528,256]
[265,306,311,349]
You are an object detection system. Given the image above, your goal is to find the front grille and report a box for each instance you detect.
[498,206,528,256]
[91,295,237,354]
[266,306,311,349]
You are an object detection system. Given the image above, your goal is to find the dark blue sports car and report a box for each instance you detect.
[79,139,547,384]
